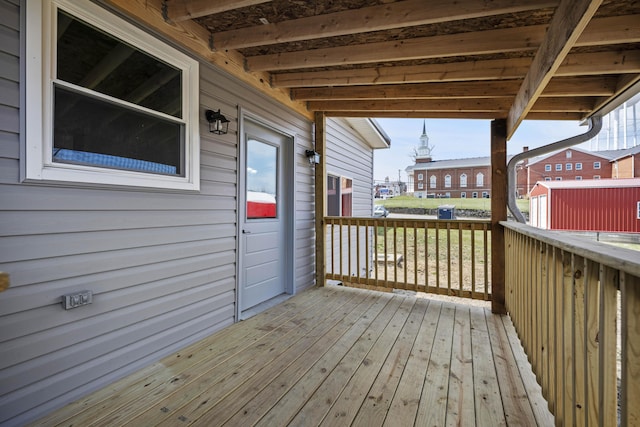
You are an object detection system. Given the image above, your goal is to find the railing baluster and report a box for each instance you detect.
[599,265,618,426]
[573,255,586,425]
[471,225,476,296]
[458,223,463,293]
[383,220,388,284]
[621,272,640,426]
[435,222,440,292]
[584,259,599,426]
[483,223,489,300]
[403,222,407,288]
[393,220,398,286]
[413,221,418,291]
[562,250,574,427]
[365,220,370,283]
[347,219,352,279]
[540,242,549,398]
[339,217,343,279]
[424,221,429,291]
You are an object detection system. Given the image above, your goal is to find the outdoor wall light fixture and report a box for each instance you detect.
[305,149,320,165]
[205,109,230,135]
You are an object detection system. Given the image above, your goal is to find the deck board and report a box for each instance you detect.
[33,285,553,427]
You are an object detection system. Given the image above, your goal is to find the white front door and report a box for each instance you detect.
[239,119,290,312]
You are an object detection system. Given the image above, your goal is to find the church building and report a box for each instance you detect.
[405,122,493,199]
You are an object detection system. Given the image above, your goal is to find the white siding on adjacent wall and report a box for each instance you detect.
[0,1,314,424]
[325,118,376,279]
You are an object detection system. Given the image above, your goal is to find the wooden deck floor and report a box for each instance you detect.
[34,285,553,426]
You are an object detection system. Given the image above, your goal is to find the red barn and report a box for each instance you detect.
[529,179,640,233]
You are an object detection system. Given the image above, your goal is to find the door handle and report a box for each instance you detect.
[242,230,252,234]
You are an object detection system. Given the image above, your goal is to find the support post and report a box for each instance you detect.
[314,112,327,286]
[491,119,507,314]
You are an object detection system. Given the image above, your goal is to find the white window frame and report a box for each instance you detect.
[594,175,601,179]
[25,0,200,190]
[430,175,436,189]
[444,174,451,188]
[459,173,467,187]
[545,177,552,181]
[576,176,582,180]
[545,164,551,172]
[417,173,424,181]
[576,163,583,170]
[418,182,424,190]
[566,150,572,159]
[555,177,562,181]
[472,192,478,198]
[461,192,466,198]
[594,161,601,169]
[555,164,562,171]
[566,163,572,171]
[637,201,640,220]
[476,172,484,187]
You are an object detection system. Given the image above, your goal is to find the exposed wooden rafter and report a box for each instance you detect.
[506,0,603,138]
[165,0,272,22]
[291,76,617,101]
[273,50,640,88]
[103,0,640,134]
[210,0,558,50]
[306,97,594,114]
[245,15,639,72]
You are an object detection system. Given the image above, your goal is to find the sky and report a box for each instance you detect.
[373,118,588,183]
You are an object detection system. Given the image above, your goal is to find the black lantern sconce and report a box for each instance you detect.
[305,149,320,165]
[205,109,230,135]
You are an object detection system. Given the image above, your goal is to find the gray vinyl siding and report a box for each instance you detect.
[0,1,314,425]
[326,118,375,217]
[325,118,377,278]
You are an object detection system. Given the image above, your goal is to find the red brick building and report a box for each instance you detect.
[408,156,494,198]
[405,123,640,199]
[523,146,640,195]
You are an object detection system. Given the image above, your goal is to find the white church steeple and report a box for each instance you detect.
[415,120,434,163]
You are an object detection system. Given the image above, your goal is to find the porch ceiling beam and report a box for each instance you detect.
[102,0,312,120]
[166,0,273,22]
[210,0,558,50]
[590,73,640,117]
[506,0,603,139]
[272,50,640,88]
[246,25,546,72]
[306,97,594,113]
[324,111,584,120]
[291,76,617,101]
[246,15,640,72]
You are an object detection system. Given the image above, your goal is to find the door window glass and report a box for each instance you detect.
[246,139,278,219]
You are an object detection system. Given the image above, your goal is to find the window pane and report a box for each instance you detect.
[53,85,183,175]
[327,175,340,216]
[341,178,352,217]
[57,11,182,118]
[246,139,278,219]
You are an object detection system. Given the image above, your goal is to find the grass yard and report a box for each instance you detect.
[377,195,529,213]
[372,221,491,298]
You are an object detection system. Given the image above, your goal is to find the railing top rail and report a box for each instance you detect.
[325,216,492,228]
[502,221,640,278]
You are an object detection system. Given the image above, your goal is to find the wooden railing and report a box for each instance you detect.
[324,217,492,300]
[503,221,640,426]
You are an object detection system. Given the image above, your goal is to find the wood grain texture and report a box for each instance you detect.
[32,285,552,426]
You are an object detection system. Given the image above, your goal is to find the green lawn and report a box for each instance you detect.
[376,195,529,213]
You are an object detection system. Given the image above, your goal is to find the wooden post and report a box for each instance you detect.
[314,112,327,286]
[491,119,507,314]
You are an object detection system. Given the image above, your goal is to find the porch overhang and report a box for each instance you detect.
[103,0,640,138]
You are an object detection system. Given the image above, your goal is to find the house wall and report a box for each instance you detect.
[613,155,638,178]
[0,1,322,424]
[413,165,492,198]
[527,149,611,192]
[325,118,376,278]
